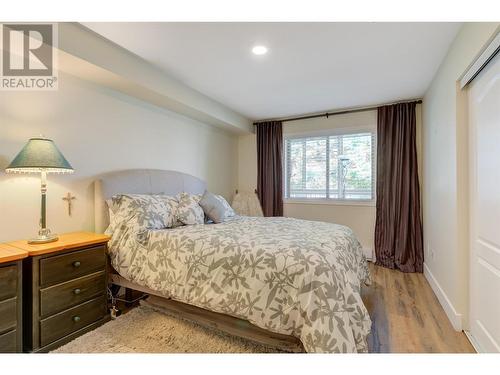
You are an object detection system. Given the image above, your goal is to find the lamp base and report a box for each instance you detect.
[28,234,58,244]
[28,229,59,244]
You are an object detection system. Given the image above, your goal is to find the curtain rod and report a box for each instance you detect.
[253,99,422,125]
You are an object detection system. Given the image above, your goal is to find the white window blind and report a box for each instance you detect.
[284,132,375,201]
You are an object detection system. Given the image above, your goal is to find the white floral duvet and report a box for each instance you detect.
[108,216,371,353]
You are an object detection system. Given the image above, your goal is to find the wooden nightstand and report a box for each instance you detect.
[8,232,111,352]
[0,244,27,353]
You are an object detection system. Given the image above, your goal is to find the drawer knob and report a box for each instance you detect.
[73,261,81,268]
[73,316,81,323]
[73,288,81,295]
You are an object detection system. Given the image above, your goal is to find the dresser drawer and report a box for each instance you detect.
[0,297,17,334]
[40,271,106,318]
[40,245,106,287]
[40,296,106,347]
[0,329,16,353]
[0,265,17,300]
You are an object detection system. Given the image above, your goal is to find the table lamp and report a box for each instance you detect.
[6,137,74,244]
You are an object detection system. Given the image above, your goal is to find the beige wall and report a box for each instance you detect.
[238,108,422,255]
[0,73,238,242]
[422,22,499,330]
[238,133,258,194]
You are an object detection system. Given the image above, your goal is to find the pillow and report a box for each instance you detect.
[199,192,236,223]
[108,194,177,232]
[214,194,236,218]
[106,198,116,222]
[105,198,120,233]
[157,194,181,228]
[199,191,227,224]
[175,192,205,225]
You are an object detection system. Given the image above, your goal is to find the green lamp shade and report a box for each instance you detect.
[6,137,74,174]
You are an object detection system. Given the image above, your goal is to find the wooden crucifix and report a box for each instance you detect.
[62,192,76,216]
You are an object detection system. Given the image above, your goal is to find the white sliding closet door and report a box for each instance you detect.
[468,50,500,352]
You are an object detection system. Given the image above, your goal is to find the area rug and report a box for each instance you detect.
[53,302,287,353]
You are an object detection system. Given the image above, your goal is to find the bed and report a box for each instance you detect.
[95,169,371,353]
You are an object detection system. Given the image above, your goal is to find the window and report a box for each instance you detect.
[284,131,375,202]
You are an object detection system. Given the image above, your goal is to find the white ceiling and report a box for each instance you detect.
[83,22,461,120]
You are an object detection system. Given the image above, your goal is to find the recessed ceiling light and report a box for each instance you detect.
[252,45,268,55]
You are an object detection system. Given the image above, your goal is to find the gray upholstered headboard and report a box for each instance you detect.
[94,169,206,233]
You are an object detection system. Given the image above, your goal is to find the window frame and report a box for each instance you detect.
[283,126,377,206]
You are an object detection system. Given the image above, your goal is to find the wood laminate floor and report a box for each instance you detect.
[363,263,475,353]
[116,263,475,353]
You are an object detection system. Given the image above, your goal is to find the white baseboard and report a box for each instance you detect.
[464,330,481,353]
[423,263,463,331]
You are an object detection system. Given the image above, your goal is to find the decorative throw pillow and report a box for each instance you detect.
[199,192,236,223]
[175,192,205,225]
[108,194,176,233]
[214,194,236,218]
[199,191,227,224]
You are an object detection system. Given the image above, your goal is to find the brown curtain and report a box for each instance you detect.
[256,121,283,217]
[375,102,424,273]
